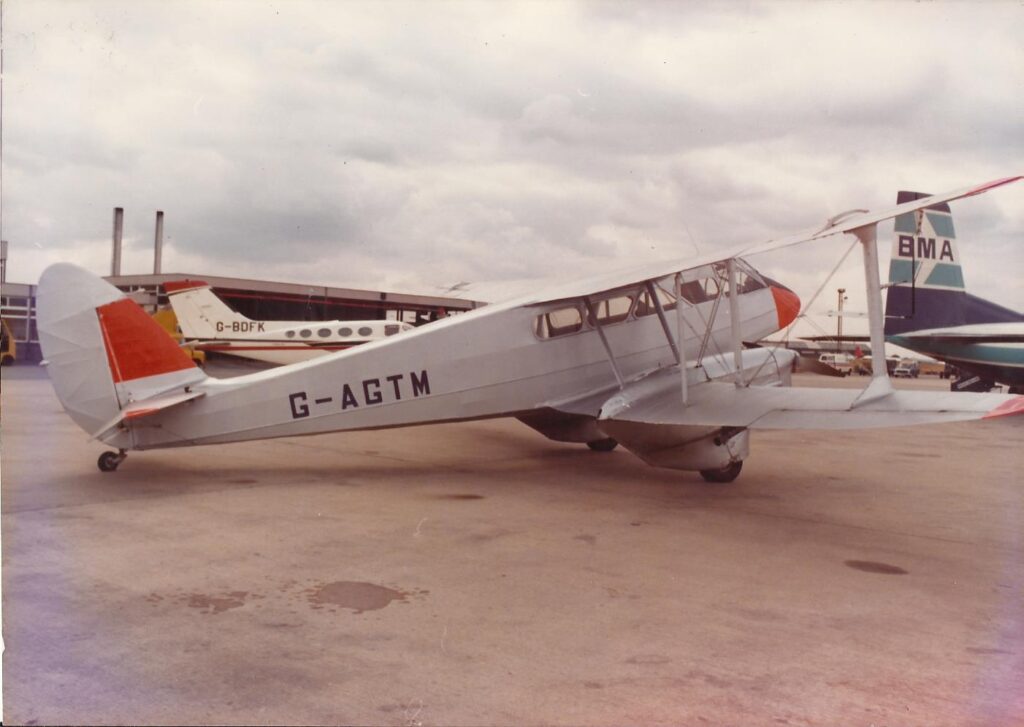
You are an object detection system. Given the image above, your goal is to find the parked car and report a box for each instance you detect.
[893,360,920,378]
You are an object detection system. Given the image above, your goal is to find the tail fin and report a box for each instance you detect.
[164,280,252,339]
[38,264,206,438]
[884,191,968,335]
[885,191,1024,335]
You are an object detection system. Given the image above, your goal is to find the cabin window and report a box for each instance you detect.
[587,295,634,326]
[299,329,312,338]
[358,326,373,337]
[635,283,677,316]
[535,305,584,339]
[339,327,352,337]
[384,324,401,336]
[286,330,296,338]
[318,328,331,338]
[734,260,767,293]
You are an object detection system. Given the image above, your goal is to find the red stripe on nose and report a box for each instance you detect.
[770,285,801,330]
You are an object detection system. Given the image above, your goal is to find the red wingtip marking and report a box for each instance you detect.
[964,176,1023,198]
[163,279,211,294]
[983,396,1024,420]
[97,299,196,383]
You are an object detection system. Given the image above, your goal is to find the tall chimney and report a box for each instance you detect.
[111,207,124,277]
[1,240,8,284]
[153,210,164,274]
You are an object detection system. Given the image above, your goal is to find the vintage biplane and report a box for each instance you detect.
[37,177,1023,479]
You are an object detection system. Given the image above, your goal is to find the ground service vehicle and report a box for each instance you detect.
[1,319,15,365]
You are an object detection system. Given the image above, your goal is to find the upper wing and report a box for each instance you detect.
[516,176,1021,307]
[735,176,1021,259]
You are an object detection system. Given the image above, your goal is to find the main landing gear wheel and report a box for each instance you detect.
[97,450,127,472]
[586,438,619,452]
[700,460,743,483]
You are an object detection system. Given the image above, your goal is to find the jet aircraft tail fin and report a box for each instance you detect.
[38,264,207,440]
[164,280,254,340]
[884,191,968,335]
[884,191,1024,336]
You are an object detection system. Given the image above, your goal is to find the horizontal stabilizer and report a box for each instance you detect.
[599,376,1024,431]
[91,390,205,441]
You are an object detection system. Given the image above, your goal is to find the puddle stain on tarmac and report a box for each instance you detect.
[434,493,485,500]
[144,590,261,614]
[844,560,909,575]
[966,646,1013,655]
[304,581,425,614]
[145,580,427,615]
[626,654,671,665]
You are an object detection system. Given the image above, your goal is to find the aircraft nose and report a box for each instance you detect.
[769,283,801,330]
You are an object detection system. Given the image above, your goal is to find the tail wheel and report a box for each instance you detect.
[586,438,618,452]
[98,450,126,472]
[700,460,743,483]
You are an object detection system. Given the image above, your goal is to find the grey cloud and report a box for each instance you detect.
[4,0,1021,319]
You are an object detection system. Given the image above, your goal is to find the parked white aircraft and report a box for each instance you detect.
[37,177,1023,480]
[164,280,413,365]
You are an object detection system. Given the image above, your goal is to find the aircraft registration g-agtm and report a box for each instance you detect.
[38,177,1024,481]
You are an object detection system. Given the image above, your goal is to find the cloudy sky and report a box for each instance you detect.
[3,0,1022,337]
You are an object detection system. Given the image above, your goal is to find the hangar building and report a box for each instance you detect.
[1,273,480,363]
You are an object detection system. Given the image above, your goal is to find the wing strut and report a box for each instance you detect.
[726,259,745,386]
[852,223,893,405]
[583,296,625,390]
[645,280,681,365]
[674,274,689,406]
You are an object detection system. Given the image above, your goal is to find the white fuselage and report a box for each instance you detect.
[108,282,783,451]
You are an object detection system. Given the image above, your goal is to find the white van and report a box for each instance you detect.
[818,353,853,375]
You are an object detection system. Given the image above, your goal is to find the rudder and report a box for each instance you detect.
[164,280,252,340]
[38,264,205,438]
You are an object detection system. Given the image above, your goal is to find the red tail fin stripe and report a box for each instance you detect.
[96,299,196,383]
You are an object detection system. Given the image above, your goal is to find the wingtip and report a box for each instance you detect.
[964,175,1024,197]
[982,396,1024,420]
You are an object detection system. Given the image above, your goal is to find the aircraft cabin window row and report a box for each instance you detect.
[279,325,404,340]
[534,263,768,340]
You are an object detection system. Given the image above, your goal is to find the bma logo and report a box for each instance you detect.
[898,235,955,262]
[216,321,266,333]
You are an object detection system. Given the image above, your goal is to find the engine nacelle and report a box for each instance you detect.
[600,422,749,472]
